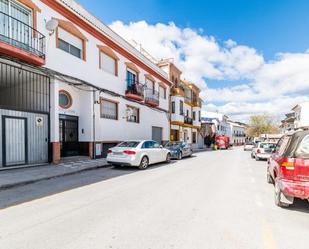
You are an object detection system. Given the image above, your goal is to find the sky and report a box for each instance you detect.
[78,0,309,122]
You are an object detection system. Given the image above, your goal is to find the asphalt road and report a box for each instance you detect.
[1,148,309,249]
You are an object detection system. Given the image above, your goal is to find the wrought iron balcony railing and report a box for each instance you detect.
[145,88,159,106]
[184,116,193,125]
[125,80,144,99]
[0,11,45,59]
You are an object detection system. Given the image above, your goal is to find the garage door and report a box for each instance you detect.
[152,126,163,144]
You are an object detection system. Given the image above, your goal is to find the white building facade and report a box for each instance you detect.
[158,60,202,149]
[292,102,309,129]
[227,121,246,146]
[0,0,172,167]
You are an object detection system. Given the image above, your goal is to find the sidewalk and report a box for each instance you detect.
[0,158,108,190]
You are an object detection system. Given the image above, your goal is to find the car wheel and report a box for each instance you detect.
[274,180,290,208]
[166,153,171,163]
[267,170,274,184]
[251,153,254,159]
[178,152,183,160]
[139,156,149,170]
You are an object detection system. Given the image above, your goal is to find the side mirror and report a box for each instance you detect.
[160,145,163,149]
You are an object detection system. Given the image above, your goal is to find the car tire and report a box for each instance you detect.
[251,153,254,159]
[274,180,290,208]
[139,156,149,170]
[178,152,182,160]
[166,153,171,163]
[267,170,274,184]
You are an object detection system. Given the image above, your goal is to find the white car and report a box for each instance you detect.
[244,142,254,151]
[107,140,171,169]
[251,142,276,161]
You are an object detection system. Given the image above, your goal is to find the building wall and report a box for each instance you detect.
[32,0,172,157]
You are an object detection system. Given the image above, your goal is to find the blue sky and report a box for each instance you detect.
[79,0,309,59]
[78,0,309,121]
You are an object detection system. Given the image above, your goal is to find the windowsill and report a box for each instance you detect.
[57,48,85,62]
[100,69,118,78]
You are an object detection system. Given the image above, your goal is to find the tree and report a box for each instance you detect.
[246,114,279,138]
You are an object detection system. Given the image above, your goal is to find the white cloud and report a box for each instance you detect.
[109,21,309,122]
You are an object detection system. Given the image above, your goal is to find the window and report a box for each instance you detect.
[192,132,197,143]
[296,135,309,158]
[100,99,118,120]
[100,52,117,75]
[198,111,201,121]
[193,111,196,121]
[0,0,32,45]
[58,28,83,59]
[117,141,140,148]
[142,141,155,149]
[127,70,137,87]
[180,100,184,115]
[186,110,189,117]
[59,90,72,109]
[171,101,175,114]
[160,86,167,99]
[127,106,139,123]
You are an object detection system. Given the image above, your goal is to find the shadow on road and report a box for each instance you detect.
[288,199,309,213]
[0,161,175,209]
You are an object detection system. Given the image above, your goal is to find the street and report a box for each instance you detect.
[1,148,309,249]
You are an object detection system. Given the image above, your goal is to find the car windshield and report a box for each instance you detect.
[165,142,180,148]
[260,143,276,149]
[117,141,140,148]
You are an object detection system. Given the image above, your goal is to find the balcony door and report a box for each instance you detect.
[0,0,32,47]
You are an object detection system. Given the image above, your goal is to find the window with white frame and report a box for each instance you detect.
[100,52,117,75]
[100,99,118,120]
[58,27,83,59]
[127,105,139,123]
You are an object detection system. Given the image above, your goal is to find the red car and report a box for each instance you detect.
[267,130,309,207]
[215,136,230,149]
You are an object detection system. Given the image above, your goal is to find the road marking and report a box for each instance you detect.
[262,219,277,249]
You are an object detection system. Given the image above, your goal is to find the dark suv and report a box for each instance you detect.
[267,130,309,207]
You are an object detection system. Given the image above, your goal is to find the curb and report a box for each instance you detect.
[0,164,109,191]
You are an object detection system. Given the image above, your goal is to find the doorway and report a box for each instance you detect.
[2,116,27,167]
[59,115,79,157]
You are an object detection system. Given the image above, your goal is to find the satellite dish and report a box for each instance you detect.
[46,19,59,35]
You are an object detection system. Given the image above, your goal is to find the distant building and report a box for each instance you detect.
[280,112,295,134]
[292,102,309,129]
[227,121,246,146]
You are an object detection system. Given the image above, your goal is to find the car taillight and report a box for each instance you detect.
[123,150,136,155]
[280,157,295,178]
[107,150,112,154]
[257,149,261,153]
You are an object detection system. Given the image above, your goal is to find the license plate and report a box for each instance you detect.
[113,152,123,155]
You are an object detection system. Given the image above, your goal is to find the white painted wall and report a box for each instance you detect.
[31,0,172,145]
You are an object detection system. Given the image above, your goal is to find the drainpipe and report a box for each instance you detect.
[92,89,96,159]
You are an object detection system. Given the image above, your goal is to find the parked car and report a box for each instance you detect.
[267,130,309,207]
[251,142,276,160]
[165,141,193,160]
[107,140,171,170]
[244,141,254,151]
[215,136,230,149]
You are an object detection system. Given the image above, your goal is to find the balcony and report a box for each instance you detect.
[185,96,192,105]
[145,88,159,107]
[0,11,45,66]
[184,116,193,125]
[125,80,144,101]
[192,97,202,107]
